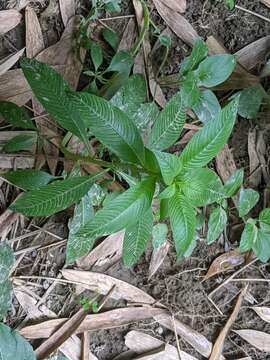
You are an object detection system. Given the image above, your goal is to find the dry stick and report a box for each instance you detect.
[231,278,270,283]
[172,314,182,360]
[208,258,258,299]
[235,5,270,23]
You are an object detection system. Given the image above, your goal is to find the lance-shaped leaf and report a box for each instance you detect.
[152,223,168,249]
[223,168,244,197]
[77,176,156,241]
[207,206,228,244]
[20,58,90,150]
[10,173,104,217]
[68,92,145,164]
[169,191,196,257]
[154,151,182,185]
[181,168,225,206]
[192,90,221,124]
[180,38,208,76]
[148,91,185,151]
[0,101,36,130]
[123,209,153,267]
[237,188,259,217]
[3,134,35,153]
[181,72,201,108]
[179,97,239,171]
[3,169,56,190]
[0,323,36,360]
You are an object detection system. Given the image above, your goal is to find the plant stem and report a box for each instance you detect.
[131,0,150,57]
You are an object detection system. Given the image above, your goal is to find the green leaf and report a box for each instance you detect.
[192,90,221,124]
[180,38,208,76]
[0,281,12,320]
[239,219,257,253]
[132,103,160,136]
[159,198,169,221]
[90,42,103,71]
[169,191,196,257]
[181,168,224,206]
[0,243,14,283]
[10,173,104,217]
[68,92,145,164]
[238,188,260,217]
[3,134,35,153]
[223,169,244,197]
[20,58,90,150]
[225,0,235,10]
[123,209,153,267]
[3,169,56,190]
[102,28,119,51]
[106,50,134,73]
[76,177,156,256]
[207,206,227,244]
[154,151,182,185]
[0,323,36,360]
[238,85,265,119]
[152,223,168,248]
[256,229,270,262]
[148,91,185,150]
[179,97,239,171]
[105,0,121,12]
[66,192,95,265]
[195,54,236,87]
[0,102,36,130]
[158,184,176,200]
[159,34,172,48]
[259,208,270,232]
[181,72,201,107]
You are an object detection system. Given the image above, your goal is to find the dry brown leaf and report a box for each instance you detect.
[0,9,22,34]
[0,48,25,76]
[257,131,269,184]
[77,230,124,270]
[118,18,137,51]
[125,331,198,360]
[153,0,198,46]
[148,241,170,279]
[204,250,245,280]
[209,286,247,360]
[25,6,45,58]
[252,306,270,323]
[248,127,261,188]
[0,68,31,105]
[62,269,156,305]
[215,144,237,183]
[0,208,20,237]
[158,0,186,13]
[59,0,76,26]
[20,307,166,339]
[0,154,36,170]
[233,329,270,352]
[35,307,88,360]
[260,0,270,8]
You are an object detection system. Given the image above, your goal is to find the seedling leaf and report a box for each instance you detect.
[238,188,259,217]
[207,206,227,244]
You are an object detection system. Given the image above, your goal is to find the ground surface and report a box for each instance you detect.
[1,0,270,359]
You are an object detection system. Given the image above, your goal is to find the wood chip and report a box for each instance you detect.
[77,230,124,270]
[251,306,270,323]
[148,241,170,279]
[233,329,270,352]
[125,331,198,359]
[0,48,25,76]
[0,9,22,35]
[59,0,76,26]
[248,127,261,188]
[153,0,198,46]
[20,307,167,339]
[204,250,246,280]
[209,286,247,360]
[158,0,186,13]
[61,269,156,305]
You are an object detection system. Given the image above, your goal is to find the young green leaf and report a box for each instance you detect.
[0,323,36,360]
[76,177,156,258]
[195,54,236,87]
[0,102,36,130]
[106,50,134,73]
[68,92,145,164]
[180,38,208,76]
[123,209,153,267]
[0,243,14,283]
[148,91,185,150]
[104,0,121,12]
[152,223,168,248]
[20,58,90,150]
[259,208,270,233]
[181,72,201,107]
[10,173,105,217]
[192,90,221,124]
[207,206,227,244]
[240,220,257,252]
[3,134,35,153]
[154,151,182,185]
[225,0,235,10]
[66,192,95,265]
[238,85,265,119]
[179,97,239,171]
[181,168,225,206]
[159,198,169,221]
[223,169,244,197]
[3,169,56,190]
[256,229,270,262]
[169,191,196,257]
[102,28,119,51]
[238,188,260,217]
[90,42,103,71]
[158,184,176,200]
